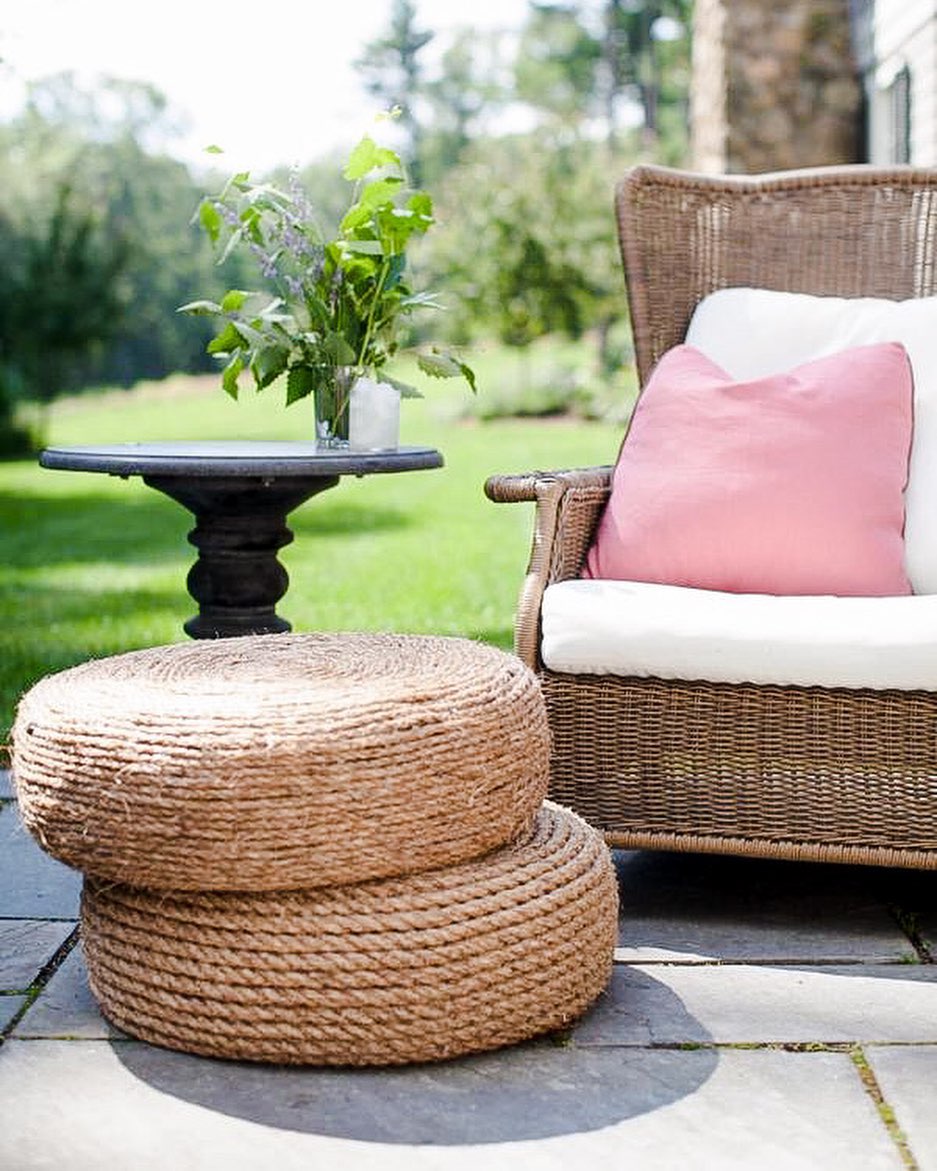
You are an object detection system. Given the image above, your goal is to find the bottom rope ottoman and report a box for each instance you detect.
[80,802,618,1066]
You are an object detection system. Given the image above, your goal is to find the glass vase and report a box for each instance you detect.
[314,367,355,449]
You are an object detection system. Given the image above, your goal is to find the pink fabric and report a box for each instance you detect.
[583,343,914,596]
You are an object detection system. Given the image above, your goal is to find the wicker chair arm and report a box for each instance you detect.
[485,468,613,670]
[483,472,544,504]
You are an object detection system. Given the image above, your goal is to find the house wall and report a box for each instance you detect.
[691,0,862,173]
[862,0,937,164]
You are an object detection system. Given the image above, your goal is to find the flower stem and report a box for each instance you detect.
[356,257,391,372]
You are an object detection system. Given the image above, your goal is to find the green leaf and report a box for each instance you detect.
[239,206,265,245]
[384,253,407,290]
[399,290,443,310]
[207,321,245,355]
[217,226,244,266]
[204,144,224,154]
[222,171,252,197]
[417,350,478,393]
[359,177,404,208]
[286,365,317,405]
[198,199,223,244]
[250,344,289,390]
[457,360,478,394]
[221,353,244,399]
[220,289,251,313]
[382,375,423,399]
[256,295,286,320]
[177,299,222,316]
[343,136,401,181]
[320,333,357,364]
[416,351,462,379]
[302,290,332,331]
[341,239,384,256]
[339,203,373,234]
[407,192,433,221]
[232,319,267,348]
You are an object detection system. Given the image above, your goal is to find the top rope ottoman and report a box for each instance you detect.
[14,633,551,891]
[12,632,618,1066]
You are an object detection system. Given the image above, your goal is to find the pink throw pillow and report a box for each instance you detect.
[583,343,914,596]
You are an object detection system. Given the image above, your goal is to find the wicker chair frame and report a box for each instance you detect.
[486,163,937,869]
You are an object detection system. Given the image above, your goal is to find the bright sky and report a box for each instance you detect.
[0,0,533,172]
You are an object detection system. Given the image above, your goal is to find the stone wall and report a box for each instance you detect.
[691,0,862,173]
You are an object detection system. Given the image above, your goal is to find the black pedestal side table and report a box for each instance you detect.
[39,441,443,639]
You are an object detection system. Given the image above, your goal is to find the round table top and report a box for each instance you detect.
[39,441,444,478]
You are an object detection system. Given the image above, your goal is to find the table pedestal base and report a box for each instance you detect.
[144,474,339,638]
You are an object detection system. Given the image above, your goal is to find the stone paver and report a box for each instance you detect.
[0,803,81,919]
[0,921,74,990]
[109,1035,719,1143]
[573,965,711,1046]
[575,962,937,1046]
[614,850,912,963]
[866,1046,937,1171]
[613,913,911,965]
[0,995,27,1032]
[13,946,122,1040]
[0,1041,905,1170]
[4,788,937,1169]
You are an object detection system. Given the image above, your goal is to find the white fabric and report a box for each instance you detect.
[685,288,937,594]
[541,579,937,689]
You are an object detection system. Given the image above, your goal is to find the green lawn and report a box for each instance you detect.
[0,356,623,746]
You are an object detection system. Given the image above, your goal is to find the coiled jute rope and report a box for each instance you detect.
[13,633,550,890]
[81,802,618,1066]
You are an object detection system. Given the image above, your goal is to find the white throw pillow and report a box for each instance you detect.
[686,288,937,594]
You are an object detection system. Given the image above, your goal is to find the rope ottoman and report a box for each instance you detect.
[12,632,618,1066]
[14,633,551,890]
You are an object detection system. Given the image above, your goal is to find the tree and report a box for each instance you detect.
[0,74,237,389]
[510,1,691,157]
[5,181,132,403]
[0,71,238,446]
[422,134,625,366]
[514,4,603,130]
[69,137,226,386]
[599,0,692,150]
[0,175,132,452]
[421,29,507,181]
[355,0,433,183]
[23,73,176,149]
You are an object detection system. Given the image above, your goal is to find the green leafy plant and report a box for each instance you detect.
[179,121,476,408]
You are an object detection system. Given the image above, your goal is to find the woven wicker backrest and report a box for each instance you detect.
[616,165,937,386]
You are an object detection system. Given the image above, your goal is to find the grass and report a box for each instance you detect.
[0,349,623,747]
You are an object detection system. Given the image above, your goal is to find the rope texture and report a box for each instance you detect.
[12,633,550,890]
[81,802,618,1066]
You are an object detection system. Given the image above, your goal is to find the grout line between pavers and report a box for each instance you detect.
[0,915,79,923]
[0,924,81,1042]
[850,1045,919,1170]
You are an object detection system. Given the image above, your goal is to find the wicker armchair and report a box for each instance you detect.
[486,163,937,869]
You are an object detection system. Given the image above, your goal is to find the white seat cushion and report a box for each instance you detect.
[685,288,937,594]
[541,579,937,689]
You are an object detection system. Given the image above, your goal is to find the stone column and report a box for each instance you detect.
[691,0,862,173]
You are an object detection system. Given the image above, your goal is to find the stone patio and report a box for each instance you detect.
[2,765,936,1169]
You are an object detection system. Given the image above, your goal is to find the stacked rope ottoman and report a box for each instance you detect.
[12,632,617,1066]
